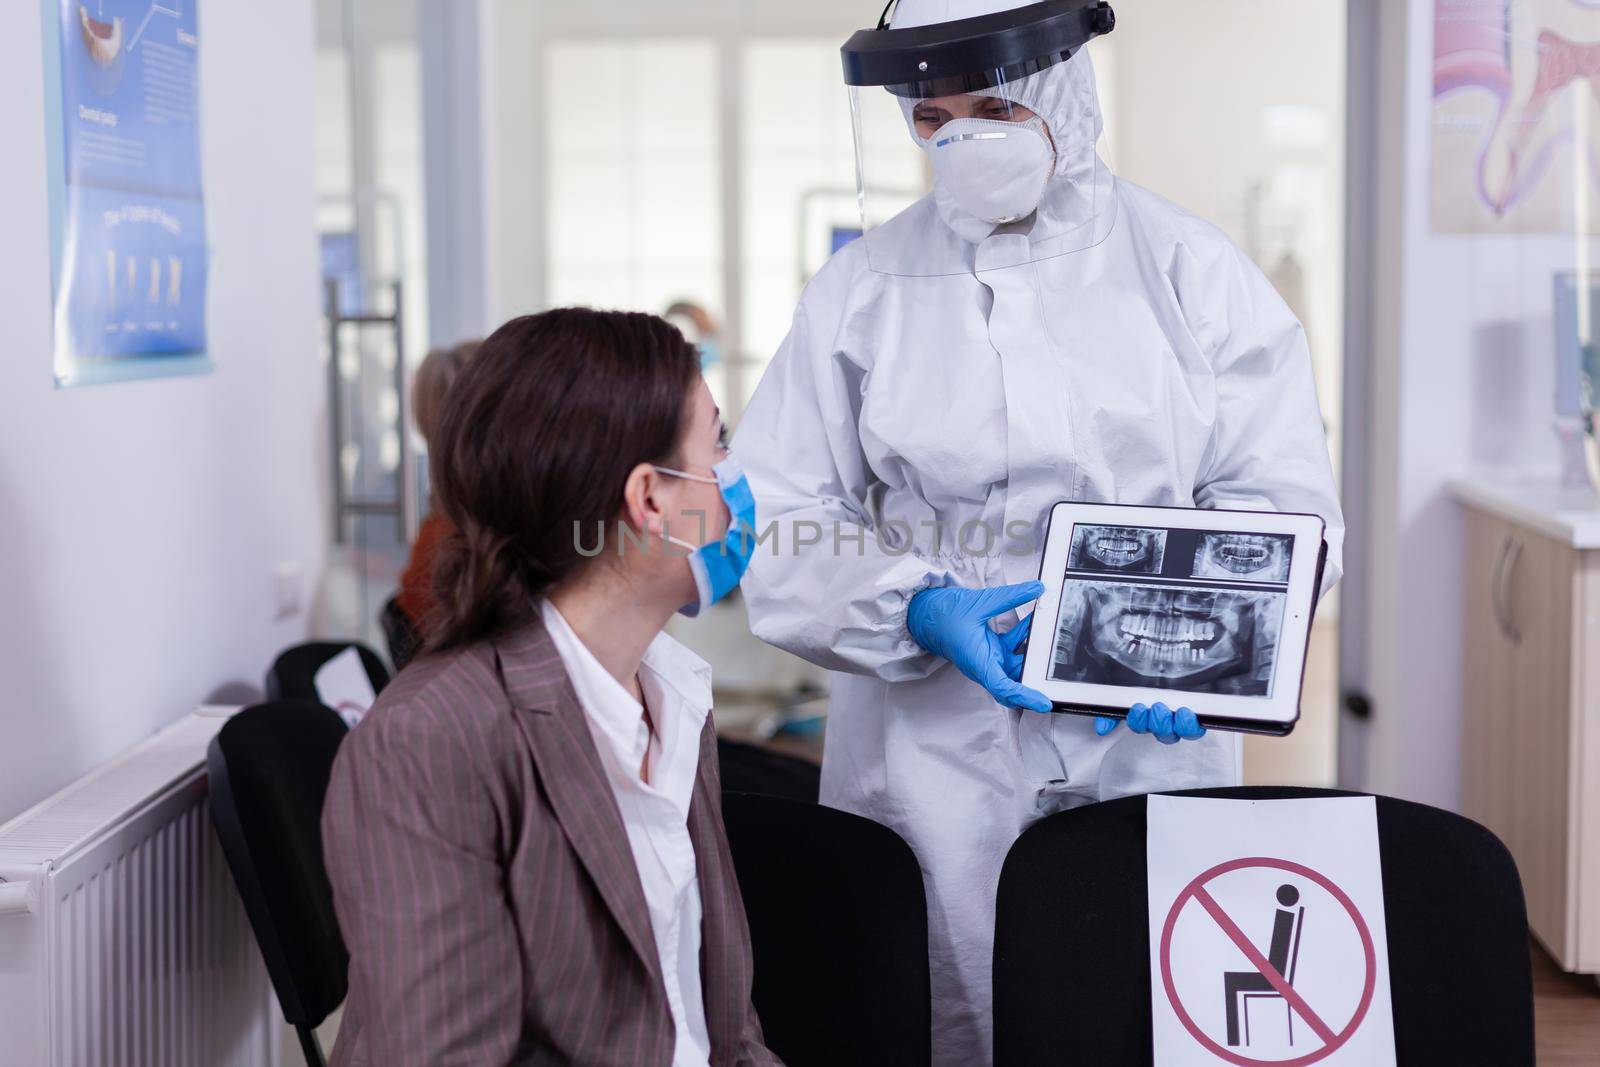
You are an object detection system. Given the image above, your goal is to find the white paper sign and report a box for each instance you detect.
[313,647,377,728]
[1147,795,1397,1066]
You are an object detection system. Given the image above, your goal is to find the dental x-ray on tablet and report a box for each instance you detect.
[1021,502,1327,735]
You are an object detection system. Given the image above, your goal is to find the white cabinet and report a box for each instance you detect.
[1457,488,1600,974]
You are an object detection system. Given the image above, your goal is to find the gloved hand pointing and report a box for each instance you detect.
[907,582,1054,714]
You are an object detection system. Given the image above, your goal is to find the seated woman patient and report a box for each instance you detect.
[321,308,779,1067]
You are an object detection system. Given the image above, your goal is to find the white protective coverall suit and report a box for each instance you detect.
[733,2,1345,1061]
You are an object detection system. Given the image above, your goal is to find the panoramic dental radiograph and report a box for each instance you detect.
[1192,532,1292,582]
[1051,582,1283,696]
[1067,525,1166,574]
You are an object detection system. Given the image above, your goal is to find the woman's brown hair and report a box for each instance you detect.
[426,308,701,651]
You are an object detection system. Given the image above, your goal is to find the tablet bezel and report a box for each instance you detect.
[1020,501,1326,735]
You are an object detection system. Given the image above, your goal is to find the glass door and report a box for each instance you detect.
[315,0,430,652]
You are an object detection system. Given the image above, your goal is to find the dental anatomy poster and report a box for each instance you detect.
[43,0,209,387]
[1432,0,1600,234]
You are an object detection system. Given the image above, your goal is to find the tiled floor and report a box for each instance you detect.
[1534,942,1600,1065]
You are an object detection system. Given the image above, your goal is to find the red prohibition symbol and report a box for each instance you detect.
[1158,857,1378,1067]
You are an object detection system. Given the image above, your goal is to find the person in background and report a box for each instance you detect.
[663,299,723,371]
[394,338,480,630]
[322,309,779,1067]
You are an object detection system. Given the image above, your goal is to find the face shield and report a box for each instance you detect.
[841,0,1117,276]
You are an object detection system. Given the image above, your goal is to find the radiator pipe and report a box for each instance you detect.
[0,878,35,915]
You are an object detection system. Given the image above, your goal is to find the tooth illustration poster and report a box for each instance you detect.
[1431,0,1600,234]
[43,0,209,386]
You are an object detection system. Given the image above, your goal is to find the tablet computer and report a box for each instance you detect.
[1019,502,1327,735]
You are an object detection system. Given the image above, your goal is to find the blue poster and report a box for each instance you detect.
[42,0,208,387]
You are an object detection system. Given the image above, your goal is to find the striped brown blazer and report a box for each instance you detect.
[321,613,783,1066]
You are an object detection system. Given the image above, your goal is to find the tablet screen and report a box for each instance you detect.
[1048,524,1295,698]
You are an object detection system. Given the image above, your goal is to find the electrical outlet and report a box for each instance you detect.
[273,562,303,620]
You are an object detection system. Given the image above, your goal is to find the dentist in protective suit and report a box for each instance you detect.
[733,1,1343,1061]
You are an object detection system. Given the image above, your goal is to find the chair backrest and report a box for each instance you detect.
[992,786,1533,1067]
[266,641,390,704]
[379,595,424,673]
[721,793,931,1067]
[715,737,822,803]
[207,702,351,1030]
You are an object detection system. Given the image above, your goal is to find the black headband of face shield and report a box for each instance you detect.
[845,0,1116,99]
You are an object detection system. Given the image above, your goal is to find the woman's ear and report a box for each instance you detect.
[620,462,665,535]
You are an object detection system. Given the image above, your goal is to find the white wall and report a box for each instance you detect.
[0,1,324,824]
[1351,0,1584,809]
[1101,0,1346,437]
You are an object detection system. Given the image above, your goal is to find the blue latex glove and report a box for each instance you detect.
[1095,703,1207,745]
[907,581,1053,713]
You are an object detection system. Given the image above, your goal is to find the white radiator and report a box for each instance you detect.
[0,709,275,1067]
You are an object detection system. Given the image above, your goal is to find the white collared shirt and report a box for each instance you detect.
[540,600,714,1067]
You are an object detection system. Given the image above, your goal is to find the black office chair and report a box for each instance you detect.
[992,786,1534,1067]
[379,595,424,673]
[266,640,390,704]
[722,793,931,1067]
[716,737,822,803]
[208,702,351,1067]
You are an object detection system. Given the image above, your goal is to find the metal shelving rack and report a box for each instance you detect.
[325,277,414,545]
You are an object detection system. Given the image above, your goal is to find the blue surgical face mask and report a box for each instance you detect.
[652,453,757,617]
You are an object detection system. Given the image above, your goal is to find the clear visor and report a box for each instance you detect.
[846,64,1113,277]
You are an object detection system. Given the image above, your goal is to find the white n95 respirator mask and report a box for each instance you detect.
[923,115,1057,225]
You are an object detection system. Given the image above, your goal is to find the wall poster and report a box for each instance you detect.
[1432,0,1600,234]
[42,0,208,387]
